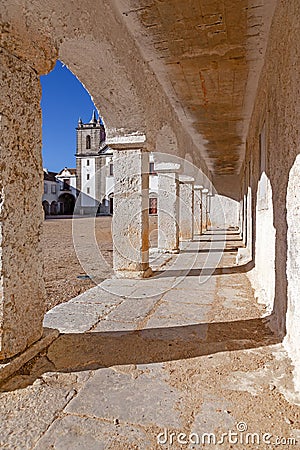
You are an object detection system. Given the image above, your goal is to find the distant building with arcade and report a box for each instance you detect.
[42,112,158,216]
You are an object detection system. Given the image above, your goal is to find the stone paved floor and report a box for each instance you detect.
[0,231,299,449]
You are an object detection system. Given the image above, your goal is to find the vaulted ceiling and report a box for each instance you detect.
[114,0,276,175]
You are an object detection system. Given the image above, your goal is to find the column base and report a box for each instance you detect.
[113,267,153,279]
[0,328,59,385]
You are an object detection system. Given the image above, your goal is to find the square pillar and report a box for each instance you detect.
[108,137,152,278]
[201,188,209,232]
[0,50,45,359]
[179,175,194,241]
[194,185,203,235]
[156,162,180,253]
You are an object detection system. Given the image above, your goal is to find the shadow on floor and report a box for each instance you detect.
[198,238,243,243]
[153,260,254,278]
[1,315,279,392]
[180,248,239,254]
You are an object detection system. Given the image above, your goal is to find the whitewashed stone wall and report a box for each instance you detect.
[244,0,300,391]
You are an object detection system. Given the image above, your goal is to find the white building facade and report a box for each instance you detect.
[75,112,158,216]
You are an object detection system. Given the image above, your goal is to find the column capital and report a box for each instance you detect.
[155,162,181,173]
[179,175,194,184]
[106,133,147,151]
[194,184,204,190]
[202,188,209,194]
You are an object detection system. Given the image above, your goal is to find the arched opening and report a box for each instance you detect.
[42,200,50,217]
[108,193,114,215]
[50,200,58,215]
[58,193,75,215]
[40,60,112,311]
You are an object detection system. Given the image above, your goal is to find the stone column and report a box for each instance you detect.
[156,162,180,253]
[193,185,203,235]
[0,49,46,359]
[201,188,209,232]
[179,176,194,241]
[108,137,152,278]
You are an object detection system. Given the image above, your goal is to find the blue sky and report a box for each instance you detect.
[41,60,98,172]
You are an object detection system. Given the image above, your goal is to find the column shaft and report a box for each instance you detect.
[201,190,208,232]
[193,186,202,235]
[179,176,194,241]
[157,164,180,253]
[0,49,45,359]
[112,146,151,278]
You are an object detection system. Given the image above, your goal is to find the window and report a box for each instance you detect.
[87,187,90,194]
[258,122,268,211]
[87,159,90,166]
[51,184,56,194]
[149,162,157,175]
[86,135,91,150]
[87,174,90,180]
[109,163,113,176]
[44,183,48,194]
[149,197,158,215]
[62,179,70,191]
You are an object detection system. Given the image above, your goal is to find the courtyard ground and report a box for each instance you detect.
[0,229,299,449]
[42,216,158,311]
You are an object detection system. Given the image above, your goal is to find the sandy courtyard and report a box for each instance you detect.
[42,216,158,311]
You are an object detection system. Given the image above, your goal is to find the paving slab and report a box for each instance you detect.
[106,297,161,323]
[0,371,90,450]
[161,288,213,305]
[99,279,138,297]
[65,368,183,429]
[69,285,124,305]
[92,319,138,333]
[44,302,117,333]
[34,415,153,450]
[190,395,236,438]
[149,301,211,322]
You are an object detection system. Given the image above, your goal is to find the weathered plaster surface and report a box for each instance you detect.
[286,155,300,393]
[156,165,180,253]
[0,49,46,358]
[179,176,194,241]
[243,0,300,390]
[193,186,202,235]
[112,147,151,278]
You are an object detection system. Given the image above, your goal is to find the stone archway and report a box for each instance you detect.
[108,193,114,215]
[58,193,75,215]
[50,201,58,215]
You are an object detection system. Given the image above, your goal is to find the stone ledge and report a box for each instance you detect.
[0,328,59,384]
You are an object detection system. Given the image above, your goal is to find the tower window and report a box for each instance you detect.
[87,187,90,194]
[86,159,90,166]
[87,174,90,180]
[109,163,114,176]
[86,135,91,150]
